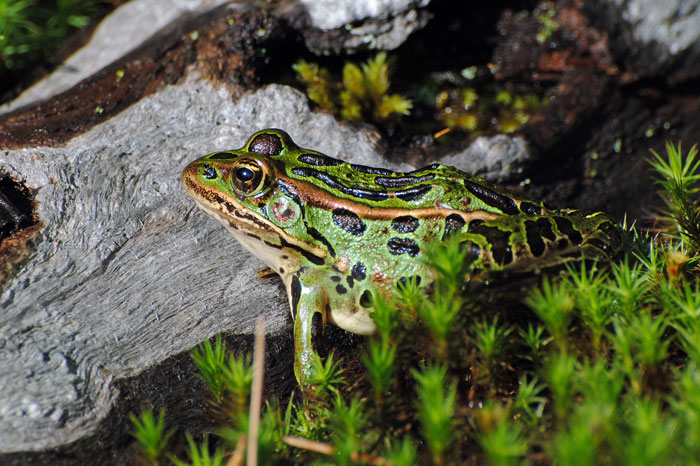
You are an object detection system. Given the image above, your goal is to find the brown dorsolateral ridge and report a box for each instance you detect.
[0,5,279,150]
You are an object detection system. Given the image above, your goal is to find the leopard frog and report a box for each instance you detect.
[181,129,621,384]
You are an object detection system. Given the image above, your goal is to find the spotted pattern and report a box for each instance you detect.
[292,167,389,201]
[463,179,519,215]
[520,201,542,215]
[391,215,420,233]
[298,153,343,166]
[332,208,366,236]
[394,185,432,201]
[524,218,557,257]
[375,173,435,188]
[359,290,373,308]
[443,213,466,239]
[468,222,513,265]
[311,312,327,358]
[387,237,420,256]
[351,262,367,281]
[553,217,583,245]
[350,164,395,176]
[290,275,301,313]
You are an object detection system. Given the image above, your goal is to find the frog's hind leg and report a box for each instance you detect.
[460,212,621,272]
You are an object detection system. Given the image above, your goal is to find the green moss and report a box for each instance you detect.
[293,52,412,126]
[435,84,545,136]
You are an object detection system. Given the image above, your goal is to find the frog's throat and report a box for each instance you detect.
[190,198,325,273]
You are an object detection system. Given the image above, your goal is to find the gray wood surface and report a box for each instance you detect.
[0,81,404,453]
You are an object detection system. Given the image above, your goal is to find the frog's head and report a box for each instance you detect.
[181,129,328,271]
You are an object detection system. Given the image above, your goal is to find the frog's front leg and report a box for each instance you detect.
[286,271,328,386]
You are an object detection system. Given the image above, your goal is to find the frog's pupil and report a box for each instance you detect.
[236,167,255,182]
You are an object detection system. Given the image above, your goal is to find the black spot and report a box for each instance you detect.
[536,218,556,241]
[553,217,583,245]
[391,215,420,233]
[351,262,367,281]
[292,167,389,201]
[346,276,354,288]
[350,164,395,176]
[520,201,542,215]
[468,223,513,265]
[375,173,435,188]
[387,237,420,257]
[290,275,301,314]
[298,152,343,166]
[557,238,569,250]
[249,133,282,155]
[336,284,348,295]
[463,179,519,215]
[395,185,432,201]
[203,163,217,179]
[208,152,233,160]
[468,219,484,229]
[330,276,341,282]
[307,227,336,258]
[333,208,366,236]
[311,311,327,359]
[443,214,466,239]
[279,267,285,274]
[524,220,546,257]
[359,290,373,308]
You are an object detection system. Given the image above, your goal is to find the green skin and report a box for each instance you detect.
[181,129,621,385]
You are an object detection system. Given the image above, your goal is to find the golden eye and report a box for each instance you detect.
[231,158,268,196]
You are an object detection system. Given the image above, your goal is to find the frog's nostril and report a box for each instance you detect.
[202,163,217,179]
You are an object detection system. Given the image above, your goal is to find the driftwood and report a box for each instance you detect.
[1,0,699,464]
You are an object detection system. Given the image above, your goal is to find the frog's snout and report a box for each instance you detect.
[181,160,201,195]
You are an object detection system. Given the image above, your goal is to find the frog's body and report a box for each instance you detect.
[181,129,621,384]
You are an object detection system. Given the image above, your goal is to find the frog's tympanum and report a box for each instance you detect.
[182,129,621,384]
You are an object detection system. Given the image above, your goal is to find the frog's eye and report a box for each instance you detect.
[230,158,269,196]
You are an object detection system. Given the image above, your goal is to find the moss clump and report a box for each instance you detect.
[435,84,544,136]
[293,52,412,126]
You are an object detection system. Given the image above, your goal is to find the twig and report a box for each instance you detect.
[226,434,246,466]
[282,436,390,465]
[283,436,335,455]
[247,317,266,466]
